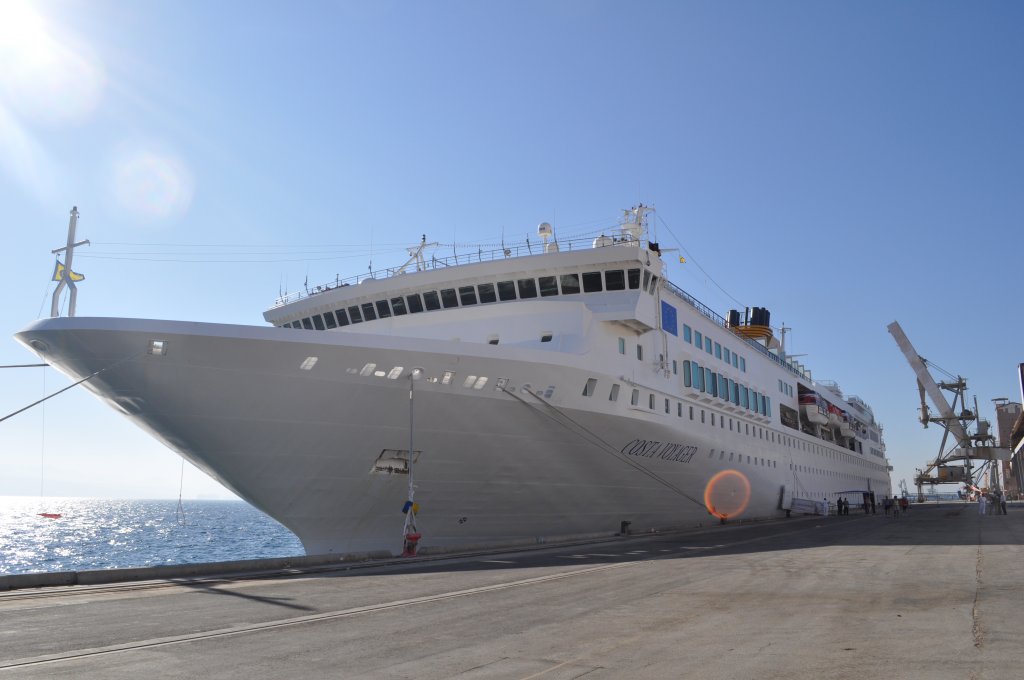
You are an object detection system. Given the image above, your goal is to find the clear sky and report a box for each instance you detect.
[1,0,1022,501]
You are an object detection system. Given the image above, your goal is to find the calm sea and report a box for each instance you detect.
[0,497,303,576]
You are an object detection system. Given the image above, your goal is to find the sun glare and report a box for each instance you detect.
[0,0,105,124]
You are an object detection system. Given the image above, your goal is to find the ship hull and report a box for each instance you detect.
[16,317,870,555]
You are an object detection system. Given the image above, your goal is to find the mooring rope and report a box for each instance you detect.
[500,385,708,511]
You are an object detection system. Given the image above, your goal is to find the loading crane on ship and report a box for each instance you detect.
[887,321,1011,501]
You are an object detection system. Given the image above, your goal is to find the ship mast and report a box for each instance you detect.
[50,207,90,317]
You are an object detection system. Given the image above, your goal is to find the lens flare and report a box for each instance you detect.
[112,149,195,220]
[703,469,751,520]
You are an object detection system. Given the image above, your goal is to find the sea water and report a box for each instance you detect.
[0,497,303,576]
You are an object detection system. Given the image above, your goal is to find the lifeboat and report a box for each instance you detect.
[799,392,828,425]
[838,411,854,438]
[827,403,843,427]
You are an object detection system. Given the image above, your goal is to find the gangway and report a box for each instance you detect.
[887,321,1011,501]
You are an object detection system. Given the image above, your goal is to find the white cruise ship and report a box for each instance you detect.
[16,205,892,556]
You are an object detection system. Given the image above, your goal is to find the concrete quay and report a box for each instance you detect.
[0,503,1021,679]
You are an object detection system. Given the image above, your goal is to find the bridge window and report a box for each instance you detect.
[440,288,459,308]
[361,303,377,321]
[311,314,325,330]
[605,270,625,291]
[406,294,424,313]
[348,306,362,323]
[582,271,603,292]
[301,317,313,330]
[375,300,391,318]
[497,280,517,301]
[539,276,558,297]
[391,297,407,316]
[628,268,641,289]
[459,286,478,305]
[517,278,538,299]
[478,283,497,303]
[423,291,441,311]
[560,273,580,294]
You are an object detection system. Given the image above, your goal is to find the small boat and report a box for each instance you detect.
[37,512,62,519]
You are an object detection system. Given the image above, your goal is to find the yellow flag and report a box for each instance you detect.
[52,260,85,282]
[678,256,686,264]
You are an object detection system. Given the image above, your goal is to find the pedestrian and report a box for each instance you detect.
[899,496,908,513]
[841,498,848,515]
[893,499,900,518]
[979,492,987,516]
[883,496,891,516]
[999,490,1008,515]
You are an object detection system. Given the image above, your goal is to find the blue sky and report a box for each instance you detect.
[1,0,1022,500]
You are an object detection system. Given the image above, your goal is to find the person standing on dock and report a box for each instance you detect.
[1000,491,1008,515]
[979,492,987,516]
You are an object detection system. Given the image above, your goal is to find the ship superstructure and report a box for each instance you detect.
[17,205,891,555]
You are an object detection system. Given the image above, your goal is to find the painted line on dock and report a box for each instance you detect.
[0,560,643,670]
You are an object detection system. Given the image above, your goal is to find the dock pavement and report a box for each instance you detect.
[0,502,1021,679]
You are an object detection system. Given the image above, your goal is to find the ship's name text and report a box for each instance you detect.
[620,439,698,464]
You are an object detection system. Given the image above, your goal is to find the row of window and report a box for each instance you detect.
[683,359,772,417]
[682,324,746,373]
[281,267,658,330]
[777,379,793,397]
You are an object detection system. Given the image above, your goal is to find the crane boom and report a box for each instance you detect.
[886,321,971,443]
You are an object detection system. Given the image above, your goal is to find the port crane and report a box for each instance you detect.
[887,321,1011,501]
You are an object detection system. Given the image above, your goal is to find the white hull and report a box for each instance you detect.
[18,315,889,555]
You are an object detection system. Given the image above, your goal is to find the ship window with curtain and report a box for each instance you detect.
[609,384,620,401]
[375,300,391,318]
[695,330,703,348]
[683,324,692,343]
[390,297,407,316]
[648,394,655,410]
[631,389,639,406]
[648,275,658,293]
[618,337,625,354]
[605,270,625,291]
[715,342,722,359]
[740,357,746,372]
[517,279,538,299]
[665,398,670,414]
[723,347,730,364]
[740,386,748,409]
[672,360,677,375]
[706,368,716,397]
[361,303,377,321]
[478,283,497,303]
[719,374,727,400]
[701,409,705,423]
[642,270,651,290]
[323,311,338,329]
[636,345,643,361]
[301,317,314,330]
[348,305,362,323]
[731,381,739,405]
[459,286,478,305]
[440,288,459,308]
[560,273,580,294]
[406,294,424,313]
[582,271,603,292]
[628,268,641,289]
[705,337,712,354]
[423,291,441,310]
[312,314,325,330]
[689,406,694,420]
[678,402,683,417]
[683,360,691,387]
[733,354,739,369]
[538,276,558,297]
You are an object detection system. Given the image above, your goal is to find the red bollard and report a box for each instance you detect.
[402,532,422,557]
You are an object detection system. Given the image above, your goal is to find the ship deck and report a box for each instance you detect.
[1,503,1020,679]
